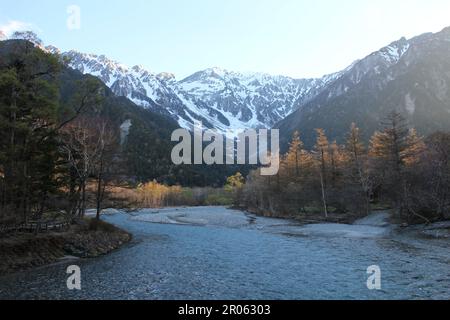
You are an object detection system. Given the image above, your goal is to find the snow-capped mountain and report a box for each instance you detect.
[61,34,413,135]
[177,68,344,129]
[5,27,444,142]
[60,37,413,136]
[2,30,352,134]
[61,51,343,134]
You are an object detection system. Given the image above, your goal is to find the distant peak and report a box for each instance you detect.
[132,64,145,71]
[205,67,227,77]
[387,36,409,47]
[157,72,176,81]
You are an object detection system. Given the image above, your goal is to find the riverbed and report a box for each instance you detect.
[0,207,448,300]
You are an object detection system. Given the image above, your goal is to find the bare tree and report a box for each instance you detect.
[91,118,119,221]
[61,116,100,217]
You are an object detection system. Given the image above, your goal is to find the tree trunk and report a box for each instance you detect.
[319,171,328,218]
[95,155,105,221]
[80,181,86,218]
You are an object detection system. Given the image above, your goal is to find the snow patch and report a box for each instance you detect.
[405,93,416,114]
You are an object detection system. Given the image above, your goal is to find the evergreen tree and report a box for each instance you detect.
[0,41,61,221]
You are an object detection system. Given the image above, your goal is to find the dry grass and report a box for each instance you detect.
[104,181,233,209]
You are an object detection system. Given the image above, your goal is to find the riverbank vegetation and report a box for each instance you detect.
[238,113,450,225]
[0,216,131,274]
[105,181,234,209]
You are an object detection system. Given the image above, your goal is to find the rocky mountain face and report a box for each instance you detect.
[61,52,343,134]
[277,27,450,148]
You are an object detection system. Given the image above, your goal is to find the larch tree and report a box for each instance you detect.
[346,123,371,215]
[369,111,422,220]
[313,129,330,218]
[285,131,303,178]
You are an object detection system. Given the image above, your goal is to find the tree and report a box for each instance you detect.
[403,129,426,166]
[61,116,101,217]
[345,123,371,215]
[285,131,303,177]
[225,172,245,205]
[422,132,450,220]
[0,40,61,222]
[370,111,410,173]
[313,129,330,218]
[225,172,244,190]
[369,112,425,221]
[91,118,119,221]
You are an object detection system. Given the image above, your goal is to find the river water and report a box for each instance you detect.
[0,207,448,300]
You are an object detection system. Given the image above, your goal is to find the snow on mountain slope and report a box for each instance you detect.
[61,51,344,134]
[64,41,414,135]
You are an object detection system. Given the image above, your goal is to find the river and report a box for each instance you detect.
[0,207,448,300]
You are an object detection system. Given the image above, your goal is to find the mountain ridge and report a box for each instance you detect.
[277,26,450,148]
[4,27,450,145]
[59,50,345,134]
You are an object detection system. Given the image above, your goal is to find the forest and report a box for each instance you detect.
[238,114,450,224]
[0,39,118,226]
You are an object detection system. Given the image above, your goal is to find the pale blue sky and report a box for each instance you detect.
[1,0,450,79]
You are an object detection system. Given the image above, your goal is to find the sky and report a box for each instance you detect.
[1,0,450,79]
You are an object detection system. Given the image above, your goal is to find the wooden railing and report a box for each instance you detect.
[0,220,71,234]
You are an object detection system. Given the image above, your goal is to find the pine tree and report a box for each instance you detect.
[0,42,61,221]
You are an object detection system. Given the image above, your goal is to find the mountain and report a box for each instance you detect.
[0,38,251,186]
[5,27,450,149]
[277,27,450,149]
[60,51,343,135]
